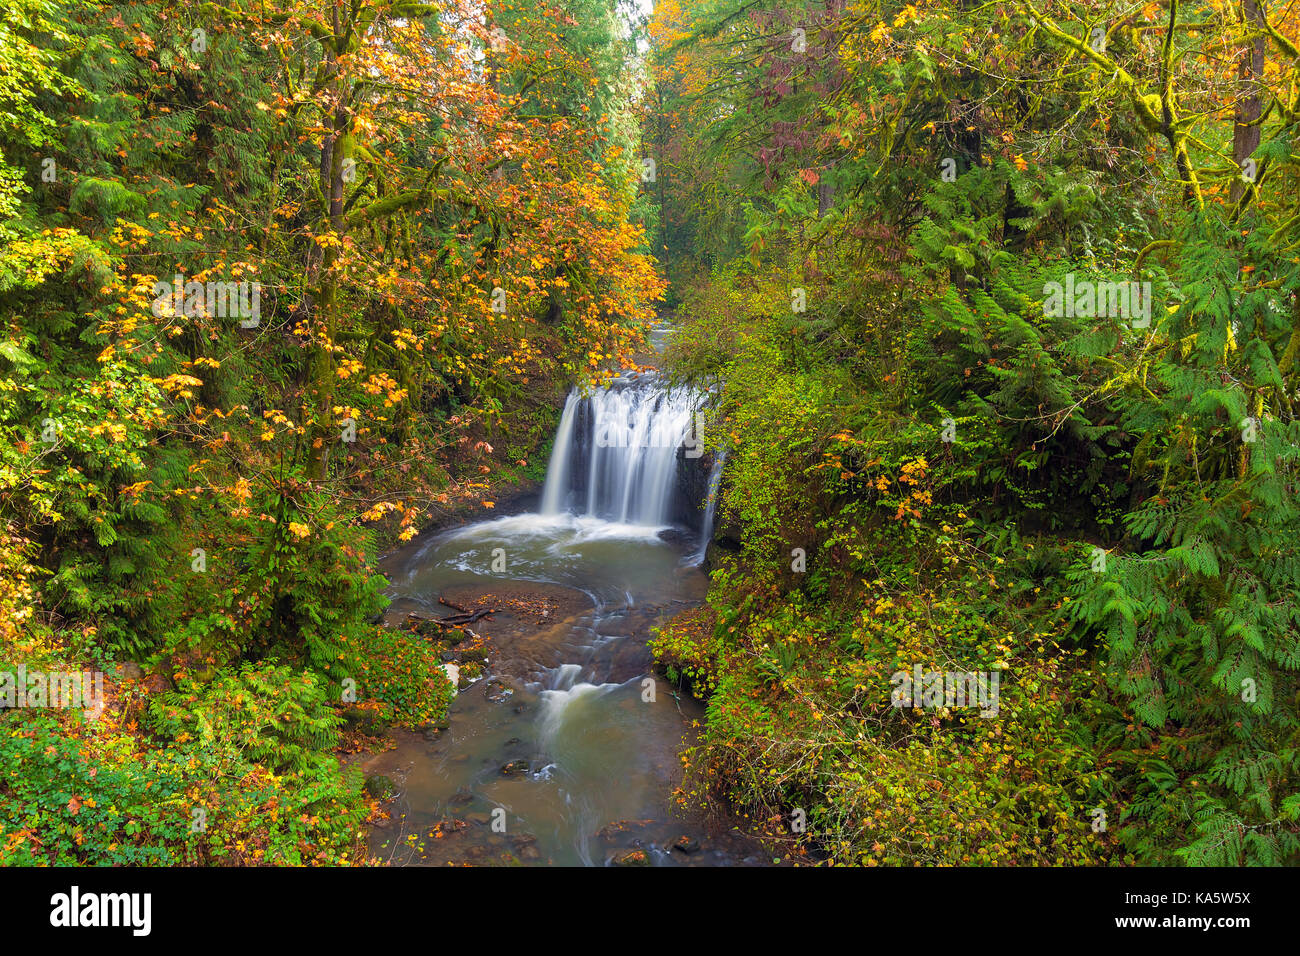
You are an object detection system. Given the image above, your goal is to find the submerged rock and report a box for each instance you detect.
[672,835,700,854]
[363,774,396,800]
[511,834,541,861]
[655,527,694,547]
[419,714,450,741]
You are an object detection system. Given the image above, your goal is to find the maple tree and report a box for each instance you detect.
[0,0,660,864]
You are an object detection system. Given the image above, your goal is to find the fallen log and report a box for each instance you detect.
[406,608,494,629]
[447,608,494,626]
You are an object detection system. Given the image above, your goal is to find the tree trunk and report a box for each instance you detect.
[1230,0,1267,209]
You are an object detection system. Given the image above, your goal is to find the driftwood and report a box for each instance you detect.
[406,607,494,629]
[436,608,494,627]
[439,597,472,614]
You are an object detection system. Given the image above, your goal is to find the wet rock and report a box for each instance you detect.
[405,614,446,640]
[656,527,694,547]
[672,835,700,855]
[467,812,491,827]
[500,759,531,776]
[671,446,714,531]
[140,671,173,695]
[418,713,450,740]
[342,706,386,735]
[408,617,476,648]
[363,774,396,800]
[504,737,522,747]
[610,849,651,867]
[114,662,146,681]
[484,679,514,703]
[512,834,541,861]
[449,787,473,806]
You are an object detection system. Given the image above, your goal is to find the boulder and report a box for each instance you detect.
[610,849,651,866]
[672,835,700,854]
[441,663,460,696]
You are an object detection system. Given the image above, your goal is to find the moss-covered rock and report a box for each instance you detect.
[363,773,397,800]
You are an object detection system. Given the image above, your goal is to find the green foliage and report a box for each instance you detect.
[147,662,342,773]
[1062,219,1300,866]
[654,0,1300,866]
[660,546,1116,866]
[0,641,367,865]
[0,0,650,868]
[0,710,190,865]
[330,625,456,728]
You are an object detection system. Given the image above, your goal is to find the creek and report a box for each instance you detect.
[364,326,765,866]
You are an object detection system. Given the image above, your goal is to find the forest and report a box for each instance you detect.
[1,0,1298,870]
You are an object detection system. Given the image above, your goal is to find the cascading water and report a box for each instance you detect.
[541,372,704,528]
[687,449,727,567]
[369,328,763,866]
[538,392,580,516]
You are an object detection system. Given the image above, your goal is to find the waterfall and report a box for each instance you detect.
[539,392,579,516]
[688,449,727,566]
[540,372,701,527]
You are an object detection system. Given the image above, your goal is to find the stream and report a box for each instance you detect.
[363,327,770,866]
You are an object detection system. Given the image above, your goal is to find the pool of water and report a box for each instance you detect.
[365,512,769,866]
